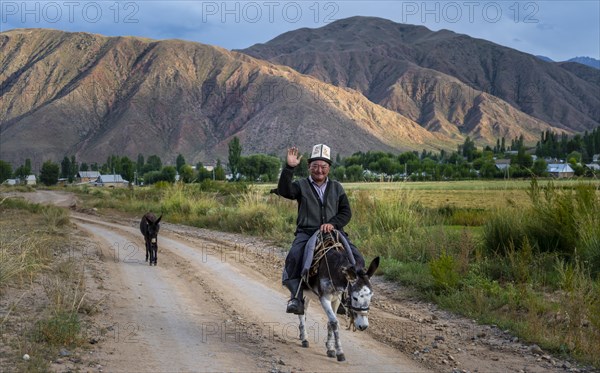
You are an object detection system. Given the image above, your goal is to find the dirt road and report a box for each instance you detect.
[7,190,585,372]
[72,211,427,372]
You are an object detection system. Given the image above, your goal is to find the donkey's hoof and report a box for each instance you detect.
[327,350,336,358]
[336,353,346,362]
[301,340,309,348]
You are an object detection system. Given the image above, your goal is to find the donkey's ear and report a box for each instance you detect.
[156,214,162,224]
[342,266,357,281]
[366,257,380,278]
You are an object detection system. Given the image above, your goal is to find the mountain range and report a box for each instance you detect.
[536,55,600,69]
[1,17,599,167]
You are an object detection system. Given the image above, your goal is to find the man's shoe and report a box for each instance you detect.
[286,298,304,315]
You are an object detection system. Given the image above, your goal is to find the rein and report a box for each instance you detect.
[309,231,345,279]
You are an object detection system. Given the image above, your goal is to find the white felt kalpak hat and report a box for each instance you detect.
[308,144,332,165]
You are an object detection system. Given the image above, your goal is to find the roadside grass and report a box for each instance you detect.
[434,258,600,365]
[69,178,600,368]
[0,198,91,372]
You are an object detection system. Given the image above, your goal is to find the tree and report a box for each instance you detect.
[136,154,145,173]
[39,160,60,186]
[228,137,242,180]
[532,158,548,176]
[0,160,12,183]
[332,166,346,181]
[515,147,533,169]
[376,157,401,175]
[567,151,582,164]
[180,164,195,183]
[346,165,364,182]
[104,155,122,174]
[61,156,71,179]
[13,164,31,182]
[120,156,135,185]
[195,162,213,182]
[70,155,78,182]
[480,160,498,178]
[460,136,477,161]
[143,171,162,185]
[160,166,177,183]
[176,154,186,173]
[238,154,281,181]
[144,155,162,173]
[214,159,226,181]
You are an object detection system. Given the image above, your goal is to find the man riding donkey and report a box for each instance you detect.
[276,144,365,315]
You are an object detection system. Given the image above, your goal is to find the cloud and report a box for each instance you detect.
[1,0,598,61]
[536,23,555,31]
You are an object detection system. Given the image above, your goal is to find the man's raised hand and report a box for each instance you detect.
[287,147,302,168]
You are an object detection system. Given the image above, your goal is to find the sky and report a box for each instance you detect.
[1,1,599,61]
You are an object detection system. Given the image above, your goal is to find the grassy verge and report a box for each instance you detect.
[0,197,91,372]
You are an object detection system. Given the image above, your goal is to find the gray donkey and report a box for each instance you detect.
[140,212,162,266]
[298,230,380,361]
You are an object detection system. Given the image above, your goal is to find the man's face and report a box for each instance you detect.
[309,161,330,183]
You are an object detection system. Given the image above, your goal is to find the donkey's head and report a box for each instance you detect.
[145,214,162,246]
[342,256,380,331]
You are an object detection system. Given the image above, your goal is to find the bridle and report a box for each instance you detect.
[344,276,372,331]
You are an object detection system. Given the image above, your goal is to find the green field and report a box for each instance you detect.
[259,179,600,209]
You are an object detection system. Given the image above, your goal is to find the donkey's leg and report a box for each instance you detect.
[152,247,157,265]
[330,296,345,361]
[320,297,343,360]
[298,314,309,348]
[145,239,149,262]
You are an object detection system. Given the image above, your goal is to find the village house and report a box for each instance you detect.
[2,179,18,185]
[77,171,101,183]
[3,175,37,186]
[494,159,511,171]
[94,174,129,188]
[547,163,575,178]
[585,163,600,172]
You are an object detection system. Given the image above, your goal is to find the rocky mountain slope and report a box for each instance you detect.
[241,17,598,138]
[0,28,447,167]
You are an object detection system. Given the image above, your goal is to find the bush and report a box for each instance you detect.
[429,253,460,291]
[482,209,527,256]
[483,180,600,282]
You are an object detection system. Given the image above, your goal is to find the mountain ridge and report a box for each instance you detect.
[0,27,447,167]
[241,16,599,134]
[2,19,597,168]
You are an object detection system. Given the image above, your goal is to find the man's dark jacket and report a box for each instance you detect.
[277,165,351,234]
